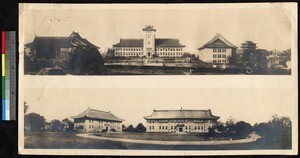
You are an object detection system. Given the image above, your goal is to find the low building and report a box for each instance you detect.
[113,25,185,58]
[143,108,220,133]
[71,108,124,132]
[197,33,237,64]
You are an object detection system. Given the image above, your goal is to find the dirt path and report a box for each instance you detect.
[76,132,261,145]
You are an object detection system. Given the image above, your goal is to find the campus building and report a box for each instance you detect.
[143,108,220,133]
[197,33,237,64]
[113,25,185,58]
[24,31,99,67]
[71,108,124,132]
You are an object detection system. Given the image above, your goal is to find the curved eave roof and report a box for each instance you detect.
[71,108,124,122]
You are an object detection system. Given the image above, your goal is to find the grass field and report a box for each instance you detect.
[24,132,290,150]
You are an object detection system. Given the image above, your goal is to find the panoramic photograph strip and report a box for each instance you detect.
[21,4,293,75]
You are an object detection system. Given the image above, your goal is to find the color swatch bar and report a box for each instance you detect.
[2,31,6,120]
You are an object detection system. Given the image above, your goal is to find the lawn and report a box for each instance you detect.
[93,132,230,141]
[24,132,290,150]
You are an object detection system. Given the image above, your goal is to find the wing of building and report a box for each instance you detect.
[113,25,185,58]
[71,108,124,132]
[144,109,219,133]
[24,32,99,65]
[197,33,237,64]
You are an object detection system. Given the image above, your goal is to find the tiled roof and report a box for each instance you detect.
[113,38,185,47]
[155,38,185,47]
[142,25,156,31]
[26,31,99,49]
[144,109,220,120]
[198,33,237,50]
[71,108,124,122]
[113,39,143,47]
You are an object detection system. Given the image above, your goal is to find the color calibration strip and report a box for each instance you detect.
[1,31,16,121]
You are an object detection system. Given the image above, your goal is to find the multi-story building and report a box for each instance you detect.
[71,108,124,132]
[197,33,237,64]
[143,108,219,133]
[113,25,185,58]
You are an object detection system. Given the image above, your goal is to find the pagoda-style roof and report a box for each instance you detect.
[142,25,156,32]
[198,33,237,50]
[113,38,185,47]
[71,108,124,122]
[144,109,220,120]
[25,31,99,49]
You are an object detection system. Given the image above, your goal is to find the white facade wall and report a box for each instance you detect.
[143,31,156,57]
[145,119,214,133]
[74,118,122,132]
[198,48,232,64]
[114,47,143,57]
[156,47,183,57]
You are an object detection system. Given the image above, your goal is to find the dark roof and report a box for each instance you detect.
[198,33,237,50]
[25,31,99,49]
[113,38,185,47]
[144,109,220,120]
[142,25,156,31]
[113,39,143,47]
[155,38,185,47]
[71,108,124,122]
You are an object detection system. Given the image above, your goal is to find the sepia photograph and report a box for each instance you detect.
[20,3,294,76]
[18,3,298,156]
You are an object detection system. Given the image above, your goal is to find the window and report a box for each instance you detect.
[152,126,154,129]
[166,126,168,129]
[162,126,164,129]
[149,126,151,129]
[148,42,150,45]
[171,126,173,129]
[195,126,197,129]
[201,126,204,130]
[159,126,161,129]
[189,126,191,130]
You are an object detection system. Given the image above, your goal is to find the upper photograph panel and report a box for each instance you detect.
[20,4,294,75]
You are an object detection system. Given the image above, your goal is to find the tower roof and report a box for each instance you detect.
[142,25,156,31]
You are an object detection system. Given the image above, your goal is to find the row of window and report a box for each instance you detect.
[158,52,182,56]
[156,47,182,51]
[213,60,227,63]
[115,52,143,56]
[150,125,209,130]
[88,124,120,129]
[115,47,143,51]
[213,54,226,58]
[213,48,227,52]
[88,120,120,125]
[148,120,211,124]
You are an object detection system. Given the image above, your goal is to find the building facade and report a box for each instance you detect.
[197,33,237,64]
[71,108,124,132]
[24,31,99,67]
[113,25,185,58]
[144,109,219,133]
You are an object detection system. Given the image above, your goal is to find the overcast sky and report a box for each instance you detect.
[20,4,292,54]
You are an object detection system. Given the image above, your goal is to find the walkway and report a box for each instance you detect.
[76,132,261,146]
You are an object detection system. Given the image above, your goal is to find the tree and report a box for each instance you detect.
[24,113,46,131]
[254,115,292,149]
[225,116,236,132]
[214,121,226,133]
[136,123,146,133]
[49,119,65,132]
[62,118,74,132]
[235,121,252,135]
[126,125,134,132]
[68,46,105,75]
[24,102,29,114]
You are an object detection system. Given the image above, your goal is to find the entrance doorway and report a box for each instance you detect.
[147,52,151,57]
[179,127,183,132]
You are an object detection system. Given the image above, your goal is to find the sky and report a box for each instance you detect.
[24,87,294,126]
[20,4,292,54]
